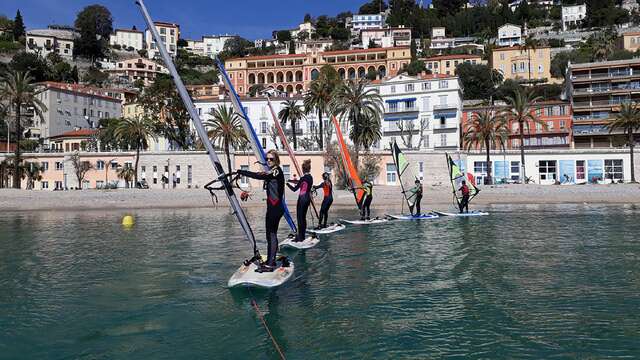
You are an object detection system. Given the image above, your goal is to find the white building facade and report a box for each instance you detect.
[145,21,179,59]
[350,13,386,34]
[497,24,522,47]
[26,29,77,58]
[370,74,462,152]
[562,4,586,31]
[361,26,412,49]
[109,29,144,51]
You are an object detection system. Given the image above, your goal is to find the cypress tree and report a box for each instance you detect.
[13,10,25,42]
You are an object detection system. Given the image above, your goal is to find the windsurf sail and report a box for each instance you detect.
[135,0,258,255]
[266,96,319,219]
[391,140,420,213]
[330,115,364,208]
[446,153,479,208]
[216,59,297,233]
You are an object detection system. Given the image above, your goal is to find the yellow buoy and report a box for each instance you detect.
[122,215,135,227]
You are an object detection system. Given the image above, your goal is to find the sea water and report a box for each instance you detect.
[1,205,639,359]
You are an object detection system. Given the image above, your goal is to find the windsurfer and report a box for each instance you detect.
[287,159,313,242]
[236,150,285,272]
[357,180,374,220]
[410,179,423,216]
[313,172,333,229]
[458,180,470,213]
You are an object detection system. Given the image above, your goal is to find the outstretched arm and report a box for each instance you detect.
[237,169,275,181]
[286,181,300,192]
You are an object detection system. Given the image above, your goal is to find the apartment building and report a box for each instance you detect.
[105,57,168,87]
[462,101,572,152]
[186,84,222,100]
[109,28,144,51]
[34,82,122,148]
[567,58,640,149]
[26,28,77,58]
[497,24,522,47]
[224,47,412,96]
[370,73,463,152]
[145,21,179,59]
[620,31,640,52]
[562,4,586,31]
[428,27,482,54]
[491,46,552,84]
[360,26,411,49]
[350,13,386,34]
[423,54,485,75]
[185,34,237,58]
[294,39,334,54]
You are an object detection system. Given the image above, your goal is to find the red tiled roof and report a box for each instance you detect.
[153,21,179,28]
[37,82,121,102]
[623,32,640,36]
[115,28,142,34]
[226,53,308,61]
[423,54,482,61]
[50,129,98,139]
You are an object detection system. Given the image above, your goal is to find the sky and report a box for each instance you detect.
[0,0,431,40]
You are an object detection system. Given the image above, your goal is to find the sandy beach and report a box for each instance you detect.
[2,183,640,212]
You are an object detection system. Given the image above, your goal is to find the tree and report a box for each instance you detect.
[276,30,292,44]
[205,105,247,173]
[504,87,544,182]
[0,71,47,189]
[410,39,417,60]
[9,52,51,82]
[115,116,157,186]
[117,165,135,188]
[23,161,43,190]
[432,0,466,16]
[278,99,305,150]
[522,35,539,82]
[304,13,312,23]
[331,79,383,156]
[218,36,253,60]
[401,60,427,76]
[83,66,109,86]
[70,151,94,189]
[13,10,25,43]
[74,5,113,60]
[330,27,350,41]
[297,30,309,42]
[304,65,341,150]
[360,0,388,14]
[463,109,509,185]
[456,63,503,102]
[607,102,640,182]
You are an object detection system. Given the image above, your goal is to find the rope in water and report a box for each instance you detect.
[246,286,286,360]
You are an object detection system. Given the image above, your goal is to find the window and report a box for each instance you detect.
[539,160,557,181]
[604,159,623,181]
[546,121,554,130]
[390,85,395,93]
[54,181,63,190]
[388,102,398,112]
[500,53,505,60]
[510,161,520,174]
[262,138,267,149]
[41,162,49,171]
[439,80,448,89]
[55,161,64,170]
[96,180,104,189]
[405,84,414,92]
[421,97,430,111]
[439,95,447,106]
[41,181,49,190]
[512,63,517,74]
[111,161,118,170]
[474,161,488,174]
[576,160,585,180]
[261,122,268,134]
[405,99,415,110]
[187,165,192,185]
[440,133,447,146]
[240,165,249,185]
[423,134,429,148]
[422,82,431,90]
[282,165,291,180]
[386,163,397,183]
[96,160,105,170]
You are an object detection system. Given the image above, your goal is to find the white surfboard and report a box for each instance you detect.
[434,210,489,217]
[387,213,440,221]
[341,218,389,225]
[307,223,346,234]
[228,257,294,288]
[279,234,320,249]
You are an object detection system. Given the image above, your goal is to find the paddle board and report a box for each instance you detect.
[387,213,440,220]
[307,223,346,234]
[279,234,320,250]
[341,218,389,225]
[228,256,294,288]
[433,210,489,217]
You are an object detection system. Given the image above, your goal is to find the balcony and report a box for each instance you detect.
[433,123,458,131]
[433,103,458,111]
[573,100,628,108]
[571,71,634,82]
[385,106,418,114]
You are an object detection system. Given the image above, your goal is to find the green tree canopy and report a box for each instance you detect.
[9,52,50,82]
[456,62,503,101]
[13,10,25,42]
[73,4,113,59]
[359,0,388,14]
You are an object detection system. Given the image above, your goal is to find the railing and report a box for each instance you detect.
[433,104,457,110]
[571,71,632,80]
[573,100,628,107]
[433,123,457,130]
[385,106,418,113]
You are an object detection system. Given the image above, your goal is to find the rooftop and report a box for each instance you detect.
[49,129,98,139]
[423,54,482,61]
[570,58,640,70]
[37,82,121,102]
[27,29,77,41]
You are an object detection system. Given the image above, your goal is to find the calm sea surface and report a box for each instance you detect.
[1,205,639,359]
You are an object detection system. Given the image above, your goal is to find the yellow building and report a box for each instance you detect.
[491,46,555,84]
[422,54,485,75]
[123,102,173,152]
[620,32,640,52]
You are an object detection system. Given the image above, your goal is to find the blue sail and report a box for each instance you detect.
[216,59,297,232]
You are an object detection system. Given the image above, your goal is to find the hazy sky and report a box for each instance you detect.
[0,0,432,40]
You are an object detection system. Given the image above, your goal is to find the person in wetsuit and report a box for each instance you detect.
[313,172,333,229]
[236,150,284,272]
[359,180,373,220]
[409,179,423,216]
[287,159,313,242]
[458,180,470,214]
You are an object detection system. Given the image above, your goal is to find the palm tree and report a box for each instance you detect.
[114,116,157,186]
[278,99,306,150]
[608,102,640,182]
[504,87,544,182]
[117,165,135,189]
[591,30,617,62]
[522,35,538,83]
[23,161,43,189]
[331,78,384,154]
[205,105,247,173]
[463,109,509,185]
[0,70,46,188]
[304,66,341,150]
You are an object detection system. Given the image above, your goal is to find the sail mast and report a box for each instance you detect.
[134,0,257,254]
[330,115,364,208]
[391,140,417,213]
[266,96,319,219]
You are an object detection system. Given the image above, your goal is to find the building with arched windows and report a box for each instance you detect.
[224,47,412,96]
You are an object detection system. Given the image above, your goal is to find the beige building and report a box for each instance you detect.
[109,28,144,51]
[106,57,168,87]
[360,26,412,49]
[621,31,640,52]
[26,28,77,58]
[423,54,485,75]
[491,46,553,84]
[145,21,179,59]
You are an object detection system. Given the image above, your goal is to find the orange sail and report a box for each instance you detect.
[331,115,364,207]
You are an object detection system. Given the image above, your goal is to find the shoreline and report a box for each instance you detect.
[2,184,640,212]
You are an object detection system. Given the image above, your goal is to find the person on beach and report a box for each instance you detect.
[313,172,333,229]
[458,180,470,213]
[236,150,285,272]
[287,160,313,242]
[358,180,373,220]
[408,179,423,216]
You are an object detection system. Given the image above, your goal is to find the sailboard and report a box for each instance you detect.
[386,213,440,221]
[216,59,297,233]
[279,234,320,250]
[341,218,389,225]
[307,223,346,234]
[136,0,293,288]
[433,210,489,217]
[445,153,488,217]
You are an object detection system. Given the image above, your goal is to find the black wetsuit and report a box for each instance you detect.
[360,183,373,220]
[313,179,333,228]
[287,173,313,241]
[458,184,470,213]
[237,166,285,266]
[413,184,423,215]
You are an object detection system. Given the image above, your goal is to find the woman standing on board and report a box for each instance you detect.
[287,159,313,242]
[313,172,333,229]
[236,150,285,272]
[358,180,373,221]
